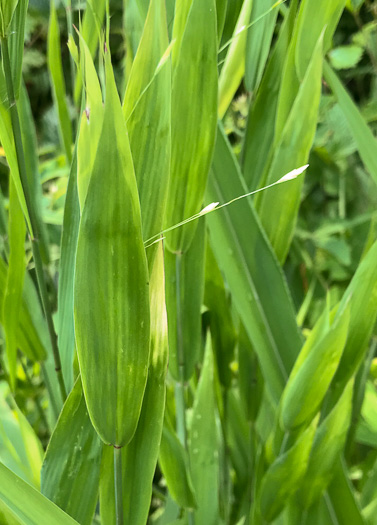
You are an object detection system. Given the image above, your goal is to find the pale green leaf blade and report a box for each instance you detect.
[47,0,72,164]
[0,462,80,525]
[165,0,218,253]
[8,0,27,101]
[74,51,150,447]
[2,177,26,390]
[0,0,18,37]
[41,377,102,525]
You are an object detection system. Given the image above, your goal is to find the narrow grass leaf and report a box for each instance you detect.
[0,386,44,488]
[299,379,354,509]
[74,51,150,446]
[326,459,366,525]
[218,0,253,118]
[41,377,102,525]
[295,0,346,81]
[0,462,80,524]
[204,242,236,389]
[123,0,171,268]
[2,177,26,390]
[73,0,106,102]
[100,244,169,525]
[242,0,297,189]
[165,219,206,381]
[8,0,27,100]
[18,83,49,263]
[0,258,46,362]
[323,61,377,188]
[0,0,18,36]
[0,104,32,232]
[57,149,79,391]
[77,36,104,210]
[206,124,302,403]
[256,34,323,263]
[280,301,350,431]
[47,0,72,164]
[189,333,220,525]
[327,239,377,407]
[159,418,197,509]
[216,0,228,41]
[245,0,279,92]
[260,416,318,522]
[164,0,217,253]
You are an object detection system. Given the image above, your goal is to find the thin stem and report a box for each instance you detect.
[0,35,67,403]
[175,254,194,525]
[114,447,124,525]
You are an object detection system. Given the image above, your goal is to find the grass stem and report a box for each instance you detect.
[0,35,67,404]
[114,446,124,525]
[175,254,194,525]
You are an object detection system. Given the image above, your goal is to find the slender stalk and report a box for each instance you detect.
[114,446,124,525]
[0,35,67,403]
[175,253,194,525]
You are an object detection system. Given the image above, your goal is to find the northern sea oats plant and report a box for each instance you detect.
[0,0,376,524]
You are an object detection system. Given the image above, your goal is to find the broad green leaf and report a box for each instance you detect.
[0,384,43,489]
[206,124,302,403]
[123,0,171,267]
[299,380,353,508]
[41,377,102,525]
[159,418,197,509]
[0,0,18,37]
[189,334,220,525]
[57,149,79,391]
[47,0,72,164]
[280,301,350,431]
[259,416,318,522]
[165,219,206,381]
[255,35,323,263]
[0,462,80,524]
[295,0,346,80]
[74,51,150,447]
[218,0,253,118]
[242,0,298,190]
[164,0,218,253]
[0,258,46,363]
[3,177,26,390]
[323,61,377,188]
[100,244,168,525]
[245,0,279,93]
[329,44,364,69]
